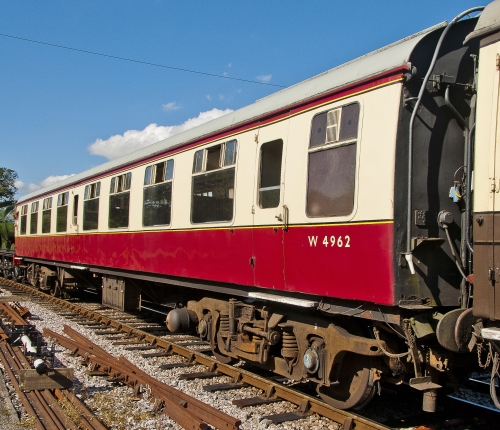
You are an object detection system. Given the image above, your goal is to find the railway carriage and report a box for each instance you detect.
[4,1,500,411]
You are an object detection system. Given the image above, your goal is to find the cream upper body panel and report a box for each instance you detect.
[284,82,402,226]
[17,81,403,236]
[474,40,500,213]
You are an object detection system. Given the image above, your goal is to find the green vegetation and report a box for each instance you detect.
[0,167,18,202]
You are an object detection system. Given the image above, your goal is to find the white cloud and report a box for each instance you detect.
[19,174,76,192]
[88,108,233,161]
[205,95,212,100]
[228,62,232,67]
[162,101,181,111]
[256,74,272,83]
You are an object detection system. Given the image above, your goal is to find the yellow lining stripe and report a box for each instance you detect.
[18,220,394,238]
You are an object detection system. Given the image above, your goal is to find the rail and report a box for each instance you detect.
[0,276,391,430]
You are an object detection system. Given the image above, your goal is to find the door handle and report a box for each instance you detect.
[283,205,289,231]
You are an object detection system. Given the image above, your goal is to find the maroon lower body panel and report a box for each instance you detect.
[15,221,395,305]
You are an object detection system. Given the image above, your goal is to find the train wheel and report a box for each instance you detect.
[317,353,377,410]
[50,280,62,298]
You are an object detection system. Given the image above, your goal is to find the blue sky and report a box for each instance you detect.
[0,0,483,196]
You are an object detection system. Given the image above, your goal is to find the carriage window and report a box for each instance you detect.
[193,150,203,174]
[109,172,131,229]
[307,103,359,217]
[143,159,174,226]
[73,195,79,225]
[259,139,283,209]
[224,140,237,166]
[56,191,69,232]
[42,197,52,233]
[30,201,39,234]
[20,204,28,235]
[191,140,237,223]
[83,181,100,230]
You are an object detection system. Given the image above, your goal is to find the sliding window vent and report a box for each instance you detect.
[326,108,341,144]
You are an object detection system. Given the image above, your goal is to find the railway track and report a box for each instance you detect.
[2,276,499,429]
[0,297,107,429]
[0,276,391,430]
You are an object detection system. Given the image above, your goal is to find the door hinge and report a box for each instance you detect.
[251,205,255,214]
[496,54,500,71]
[254,134,259,144]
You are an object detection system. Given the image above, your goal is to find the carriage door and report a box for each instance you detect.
[473,40,500,320]
[252,119,289,290]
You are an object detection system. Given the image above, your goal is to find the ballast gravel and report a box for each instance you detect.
[1,289,340,430]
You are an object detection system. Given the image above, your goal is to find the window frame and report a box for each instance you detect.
[56,191,70,233]
[108,172,132,229]
[190,140,238,224]
[83,181,101,231]
[30,201,39,235]
[305,101,361,219]
[257,139,284,209]
[20,204,28,235]
[142,159,174,227]
[42,197,52,234]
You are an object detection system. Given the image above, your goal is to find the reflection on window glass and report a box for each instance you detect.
[57,206,68,232]
[42,197,52,233]
[192,168,235,223]
[310,112,327,148]
[307,144,356,217]
[30,202,39,234]
[108,172,131,229]
[144,166,152,185]
[224,140,237,166]
[20,205,27,235]
[56,192,69,232]
[191,140,237,223]
[339,103,360,141]
[307,103,359,217]
[259,139,283,209]
[42,210,51,233]
[30,213,38,234]
[142,159,174,227]
[143,182,172,226]
[83,199,99,230]
[84,182,100,230]
[193,150,203,173]
[109,193,130,228]
[73,195,79,225]
[165,159,174,180]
